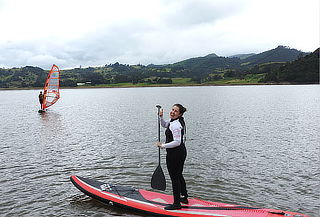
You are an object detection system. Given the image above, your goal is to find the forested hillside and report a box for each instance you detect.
[262,48,319,83]
[0,46,317,88]
[242,46,308,65]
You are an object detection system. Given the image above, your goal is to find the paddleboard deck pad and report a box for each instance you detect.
[70,176,307,217]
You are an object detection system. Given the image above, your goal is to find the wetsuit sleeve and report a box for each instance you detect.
[160,116,169,128]
[163,121,182,149]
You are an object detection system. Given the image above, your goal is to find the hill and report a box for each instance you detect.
[171,54,241,74]
[262,48,319,83]
[229,53,256,59]
[0,46,317,88]
[241,45,309,66]
[169,46,308,74]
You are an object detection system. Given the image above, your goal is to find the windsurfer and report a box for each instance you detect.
[38,91,44,109]
[155,104,188,210]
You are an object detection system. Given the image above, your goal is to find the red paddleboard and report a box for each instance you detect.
[70,176,307,217]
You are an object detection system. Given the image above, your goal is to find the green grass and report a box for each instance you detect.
[204,74,265,85]
[93,82,151,88]
[74,74,266,88]
[171,78,194,84]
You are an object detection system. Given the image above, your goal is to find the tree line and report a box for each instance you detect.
[0,47,318,88]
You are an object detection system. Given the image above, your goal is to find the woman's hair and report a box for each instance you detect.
[173,104,187,116]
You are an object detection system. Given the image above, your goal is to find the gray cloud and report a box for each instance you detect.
[162,0,246,28]
[0,0,318,70]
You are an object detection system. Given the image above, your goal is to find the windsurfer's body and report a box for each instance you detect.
[38,91,44,110]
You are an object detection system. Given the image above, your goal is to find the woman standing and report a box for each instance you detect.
[155,104,188,210]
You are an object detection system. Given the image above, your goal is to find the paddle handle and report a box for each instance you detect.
[156,105,161,164]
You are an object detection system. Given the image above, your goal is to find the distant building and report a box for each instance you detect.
[77,81,92,86]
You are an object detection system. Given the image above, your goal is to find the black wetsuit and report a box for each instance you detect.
[39,94,44,109]
[162,117,188,205]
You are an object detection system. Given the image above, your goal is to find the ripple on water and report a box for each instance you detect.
[0,86,319,217]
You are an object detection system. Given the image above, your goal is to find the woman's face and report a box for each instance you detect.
[170,105,181,119]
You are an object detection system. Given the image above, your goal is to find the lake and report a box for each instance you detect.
[0,85,319,217]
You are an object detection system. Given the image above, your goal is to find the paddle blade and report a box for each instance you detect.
[151,165,166,191]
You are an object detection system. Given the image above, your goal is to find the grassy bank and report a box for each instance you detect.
[0,75,300,90]
[71,75,291,89]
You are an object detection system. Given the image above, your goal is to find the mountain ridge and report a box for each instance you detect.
[165,45,309,73]
[0,45,317,88]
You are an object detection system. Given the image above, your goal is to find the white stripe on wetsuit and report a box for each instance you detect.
[160,116,182,149]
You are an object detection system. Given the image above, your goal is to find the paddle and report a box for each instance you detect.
[151,105,166,191]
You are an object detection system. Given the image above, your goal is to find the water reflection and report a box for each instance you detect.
[0,85,319,216]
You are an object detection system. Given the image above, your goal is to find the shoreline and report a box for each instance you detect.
[0,82,318,90]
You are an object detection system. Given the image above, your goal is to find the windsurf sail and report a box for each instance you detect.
[42,64,60,110]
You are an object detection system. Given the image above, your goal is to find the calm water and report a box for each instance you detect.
[0,85,319,217]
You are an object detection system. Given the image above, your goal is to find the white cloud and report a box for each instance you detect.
[211,0,320,54]
[160,0,246,28]
[0,0,318,69]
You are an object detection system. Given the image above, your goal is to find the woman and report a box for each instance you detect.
[155,104,188,210]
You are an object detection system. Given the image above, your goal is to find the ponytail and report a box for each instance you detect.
[173,104,187,116]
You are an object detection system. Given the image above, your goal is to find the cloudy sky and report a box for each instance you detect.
[0,0,319,69]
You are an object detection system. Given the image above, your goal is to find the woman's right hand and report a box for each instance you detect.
[159,109,163,117]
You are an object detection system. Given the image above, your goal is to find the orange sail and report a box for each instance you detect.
[42,64,60,110]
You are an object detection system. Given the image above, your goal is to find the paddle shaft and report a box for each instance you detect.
[157,105,161,164]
